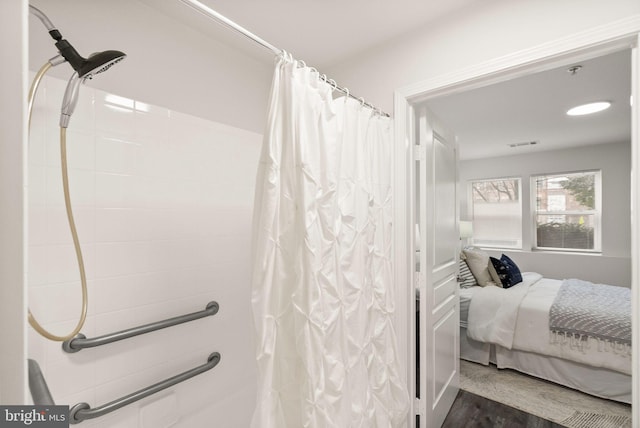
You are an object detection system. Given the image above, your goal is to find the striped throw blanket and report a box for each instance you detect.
[549,279,631,353]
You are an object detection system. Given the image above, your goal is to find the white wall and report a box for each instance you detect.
[27,73,260,427]
[459,142,632,286]
[0,0,27,404]
[326,0,640,115]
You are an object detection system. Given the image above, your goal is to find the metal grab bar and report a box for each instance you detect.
[69,352,221,424]
[28,359,55,405]
[63,301,219,353]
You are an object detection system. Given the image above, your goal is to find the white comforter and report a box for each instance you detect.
[466,272,541,349]
[466,273,631,375]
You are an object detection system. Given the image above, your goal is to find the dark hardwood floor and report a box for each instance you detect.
[441,390,565,428]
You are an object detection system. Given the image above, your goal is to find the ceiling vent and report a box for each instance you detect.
[508,141,538,148]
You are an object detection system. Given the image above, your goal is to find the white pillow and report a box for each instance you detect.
[462,248,494,286]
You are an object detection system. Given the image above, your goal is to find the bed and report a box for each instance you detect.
[458,249,632,404]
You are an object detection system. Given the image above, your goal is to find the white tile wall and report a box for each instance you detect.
[27,74,260,427]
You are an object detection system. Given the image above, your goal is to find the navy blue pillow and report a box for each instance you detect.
[489,255,523,289]
[500,254,523,284]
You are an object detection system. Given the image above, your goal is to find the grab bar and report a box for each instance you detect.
[63,301,219,353]
[28,359,55,405]
[69,352,221,424]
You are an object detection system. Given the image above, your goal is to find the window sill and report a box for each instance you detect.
[476,247,603,256]
[532,248,602,256]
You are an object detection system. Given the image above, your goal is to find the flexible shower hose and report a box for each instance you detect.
[27,61,88,341]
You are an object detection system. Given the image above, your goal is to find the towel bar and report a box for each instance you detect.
[62,301,219,353]
[69,352,220,424]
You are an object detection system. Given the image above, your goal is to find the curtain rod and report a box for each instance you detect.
[178,0,390,117]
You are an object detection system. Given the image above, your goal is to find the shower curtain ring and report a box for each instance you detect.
[297,59,306,68]
[328,79,337,91]
[279,50,293,64]
[344,88,350,99]
[321,74,327,82]
[358,97,365,107]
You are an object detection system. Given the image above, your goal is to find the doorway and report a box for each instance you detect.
[393,26,640,428]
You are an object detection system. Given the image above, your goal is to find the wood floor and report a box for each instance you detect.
[441,390,565,428]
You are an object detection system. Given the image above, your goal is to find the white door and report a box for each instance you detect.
[415,106,459,427]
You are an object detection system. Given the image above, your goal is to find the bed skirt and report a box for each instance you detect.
[460,326,631,404]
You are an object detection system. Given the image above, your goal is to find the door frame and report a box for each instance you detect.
[392,16,640,427]
[0,0,28,404]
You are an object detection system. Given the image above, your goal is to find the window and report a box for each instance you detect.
[533,170,601,252]
[469,178,522,249]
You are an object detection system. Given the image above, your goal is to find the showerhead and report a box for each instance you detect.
[58,50,127,128]
[56,48,127,128]
[77,50,127,79]
[56,49,126,128]
[55,38,127,79]
[28,5,128,127]
[30,6,127,78]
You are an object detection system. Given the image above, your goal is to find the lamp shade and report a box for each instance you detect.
[459,221,473,239]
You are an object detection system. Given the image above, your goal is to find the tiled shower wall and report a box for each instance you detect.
[27,73,260,427]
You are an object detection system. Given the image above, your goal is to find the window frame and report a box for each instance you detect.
[530,169,602,253]
[467,176,523,250]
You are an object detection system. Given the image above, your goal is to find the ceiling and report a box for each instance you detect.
[426,49,632,160]
[140,1,632,161]
[139,0,483,68]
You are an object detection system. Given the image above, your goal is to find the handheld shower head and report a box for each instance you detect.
[29,6,128,127]
[57,50,126,128]
[27,5,127,343]
[30,6,127,78]
[58,50,127,128]
[54,38,127,78]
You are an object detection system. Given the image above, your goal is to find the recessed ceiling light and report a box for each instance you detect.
[566,101,611,116]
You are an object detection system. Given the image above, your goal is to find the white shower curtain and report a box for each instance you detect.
[251,54,409,428]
